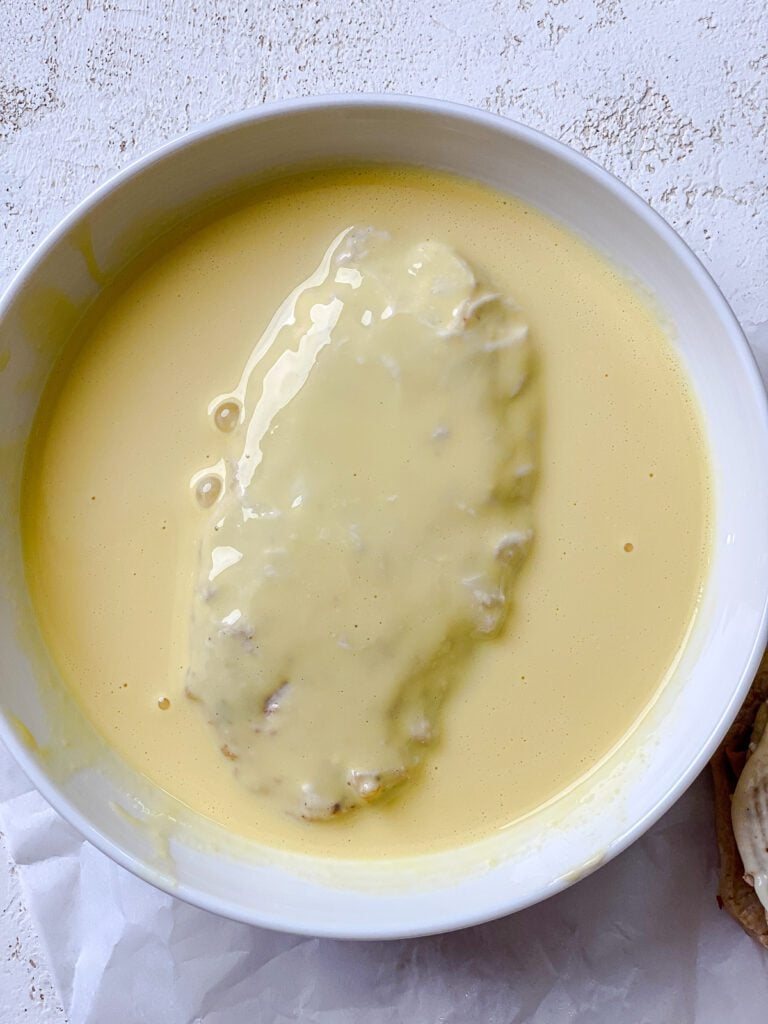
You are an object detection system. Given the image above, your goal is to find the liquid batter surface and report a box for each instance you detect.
[23,166,710,857]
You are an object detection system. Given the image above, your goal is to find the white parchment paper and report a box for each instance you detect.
[1,740,766,1024]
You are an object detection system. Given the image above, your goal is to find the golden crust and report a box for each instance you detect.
[711,648,768,948]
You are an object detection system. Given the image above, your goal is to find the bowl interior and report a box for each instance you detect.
[1,98,766,938]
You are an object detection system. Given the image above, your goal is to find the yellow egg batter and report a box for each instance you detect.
[22,165,710,857]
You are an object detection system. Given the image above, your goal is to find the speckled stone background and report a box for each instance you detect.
[1,0,766,1019]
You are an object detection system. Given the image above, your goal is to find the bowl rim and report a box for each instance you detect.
[2,93,767,939]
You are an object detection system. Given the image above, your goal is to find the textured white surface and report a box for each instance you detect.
[1,0,767,1020]
[0,843,62,1022]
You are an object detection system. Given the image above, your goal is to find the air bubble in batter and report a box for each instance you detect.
[213,399,241,433]
[194,474,223,509]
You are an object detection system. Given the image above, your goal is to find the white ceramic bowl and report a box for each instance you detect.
[1,96,767,940]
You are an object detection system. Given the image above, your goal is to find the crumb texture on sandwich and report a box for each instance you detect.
[712,652,768,948]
